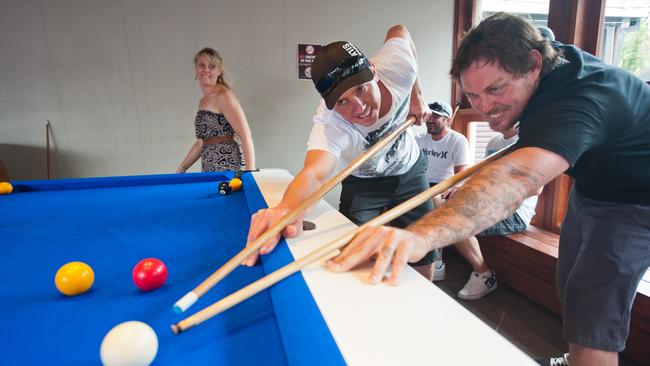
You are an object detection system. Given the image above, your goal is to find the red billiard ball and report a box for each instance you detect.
[132,258,168,292]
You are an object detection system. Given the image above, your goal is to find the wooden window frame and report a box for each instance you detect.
[452,0,606,232]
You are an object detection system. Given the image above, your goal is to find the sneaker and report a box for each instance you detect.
[432,261,446,282]
[536,353,570,366]
[457,270,497,300]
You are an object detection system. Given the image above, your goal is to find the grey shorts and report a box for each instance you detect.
[557,188,650,352]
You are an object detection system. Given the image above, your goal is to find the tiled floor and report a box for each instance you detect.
[434,252,641,366]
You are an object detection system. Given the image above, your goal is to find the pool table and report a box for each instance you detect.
[0,169,537,365]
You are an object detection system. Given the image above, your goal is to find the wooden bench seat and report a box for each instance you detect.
[477,225,650,365]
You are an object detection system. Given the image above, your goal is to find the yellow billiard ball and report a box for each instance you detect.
[0,182,13,195]
[55,261,95,296]
[229,178,243,191]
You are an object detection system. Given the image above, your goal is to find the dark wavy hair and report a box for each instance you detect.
[450,12,562,81]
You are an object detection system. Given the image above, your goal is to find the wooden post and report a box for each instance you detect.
[45,120,51,180]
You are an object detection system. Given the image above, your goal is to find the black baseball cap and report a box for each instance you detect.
[311,41,374,109]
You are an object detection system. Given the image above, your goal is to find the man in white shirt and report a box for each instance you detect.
[416,101,470,202]
[416,100,470,281]
[244,25,439,280]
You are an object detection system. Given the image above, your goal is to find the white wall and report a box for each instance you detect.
[0,0,454,203]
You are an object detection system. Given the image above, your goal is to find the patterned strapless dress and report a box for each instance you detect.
[194,110,243,172]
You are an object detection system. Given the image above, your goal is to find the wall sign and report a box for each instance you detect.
[298,44,321,80]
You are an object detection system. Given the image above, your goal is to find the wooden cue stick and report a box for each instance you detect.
[173,115,418,313]
[171,143,514,334]
[448,105,460,128]
[45,120,51,180]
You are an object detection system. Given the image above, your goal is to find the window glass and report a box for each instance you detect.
[480,0,550,26]
[468,121,499,164]
[601,0,650,79]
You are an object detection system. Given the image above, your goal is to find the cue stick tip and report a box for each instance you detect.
[171,324,182,335]
[173,291,198,313]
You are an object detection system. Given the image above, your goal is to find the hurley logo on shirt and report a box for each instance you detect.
[421,149,448,159]
[342,42,362,57]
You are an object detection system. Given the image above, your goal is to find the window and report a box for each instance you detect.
[479,0,550,25]
[601,0,650,79]
[467,121,499,163]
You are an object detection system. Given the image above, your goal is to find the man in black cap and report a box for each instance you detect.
[244,25,438,280]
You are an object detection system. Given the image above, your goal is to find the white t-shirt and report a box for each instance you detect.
[307,37,420,178]
[416,130,470,183]
[485,134,538,225]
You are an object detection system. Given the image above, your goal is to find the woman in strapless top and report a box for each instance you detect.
[177,48,255,173]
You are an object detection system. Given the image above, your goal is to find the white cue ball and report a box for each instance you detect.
[100,321,158,366]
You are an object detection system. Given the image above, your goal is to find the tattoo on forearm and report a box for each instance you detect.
[412,159,544,249]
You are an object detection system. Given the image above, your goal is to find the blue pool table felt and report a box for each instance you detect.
[0,172,344,365]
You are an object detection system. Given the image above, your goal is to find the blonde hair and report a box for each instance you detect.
[194,47,230,89]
